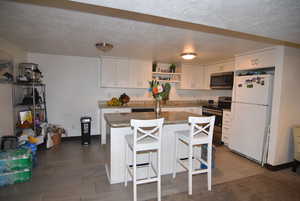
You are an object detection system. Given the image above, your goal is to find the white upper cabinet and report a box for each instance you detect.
[215,61,235,72]
[235,47,277,70]
[203,64,217,90]
[100,57,118,87]
[180,64,204,89]
[100,57,130,88]
[129,60,152,88]
[115,58,130,87]
[100,57,151,88]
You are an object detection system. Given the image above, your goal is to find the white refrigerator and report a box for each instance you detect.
[229,74,273,164]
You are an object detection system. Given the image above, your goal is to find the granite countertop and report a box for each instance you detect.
[223,109,231,112]
[104,111,202,128]
[99,100,208,109]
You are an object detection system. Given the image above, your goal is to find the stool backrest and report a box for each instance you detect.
[188,116,215,142]
[130,118,164,146]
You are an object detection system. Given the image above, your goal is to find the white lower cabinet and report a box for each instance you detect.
[222,110,232,145]
[99,108,131,144]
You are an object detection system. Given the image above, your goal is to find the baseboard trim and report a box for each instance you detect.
[61,135,100,142]
[265,162,294,171]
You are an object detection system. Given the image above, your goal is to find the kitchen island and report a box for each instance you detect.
[98,100,205,144]
[104,111,202,184]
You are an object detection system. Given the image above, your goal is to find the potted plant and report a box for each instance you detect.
[169,64,176,73]
[149,80,171,115]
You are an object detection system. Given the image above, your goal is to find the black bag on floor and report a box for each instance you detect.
[0,136,18,150]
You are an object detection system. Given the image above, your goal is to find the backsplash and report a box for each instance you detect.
[101,86,232,102]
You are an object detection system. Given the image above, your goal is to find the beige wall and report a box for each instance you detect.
[275,47,300,164]
[0,38,27,136]
[0,37,27,76]
[268,46,300,165]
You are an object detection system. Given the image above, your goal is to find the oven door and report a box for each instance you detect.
[210,72,234,89]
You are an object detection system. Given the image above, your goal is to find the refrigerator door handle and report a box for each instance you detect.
[261,125,271,166]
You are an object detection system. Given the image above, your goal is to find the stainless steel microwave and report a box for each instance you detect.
[210,72,234,89]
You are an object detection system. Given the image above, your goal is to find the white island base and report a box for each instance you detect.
[105,123,202,184]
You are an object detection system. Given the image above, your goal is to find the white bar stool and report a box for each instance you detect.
[124,118,164,201]
[173,116,215,195]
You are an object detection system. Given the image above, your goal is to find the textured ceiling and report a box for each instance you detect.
[0,1,271,63]
[71,0,300,45]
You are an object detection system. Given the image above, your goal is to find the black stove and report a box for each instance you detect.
[203,105,222,110]
[203,97,231,111]
[202,96,232,145]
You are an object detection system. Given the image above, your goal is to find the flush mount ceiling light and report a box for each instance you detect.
[95,42,113,52]
[180,52,197,60]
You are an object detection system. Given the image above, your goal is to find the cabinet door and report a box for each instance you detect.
[140,61,152,88]
[180,64,192,89]
[115,58,130,87]
[203,65,218,89]
[235,49,276,70]
[215,61,234,72]
[100,58,117,87]
[191,66,204,89]
[222,110,232,145]
[129,60,152,88]
[100,57,130,88]
[181,64,204,89]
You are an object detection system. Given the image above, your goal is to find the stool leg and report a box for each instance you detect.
[173,136,178,178]
[147,151,152,179]
[157,149,161,201]
[188,144,193,195]
[207,143,212,191]
[133,150,137,201]
[124,143,128,187]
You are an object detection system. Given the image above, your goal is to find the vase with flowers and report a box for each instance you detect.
[149,80,171,115]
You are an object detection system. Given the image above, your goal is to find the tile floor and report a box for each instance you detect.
[150,169,300,201]
[0,138,298,201]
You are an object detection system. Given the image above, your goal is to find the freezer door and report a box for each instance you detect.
[229,102,269,163]
[233,75,272,105]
